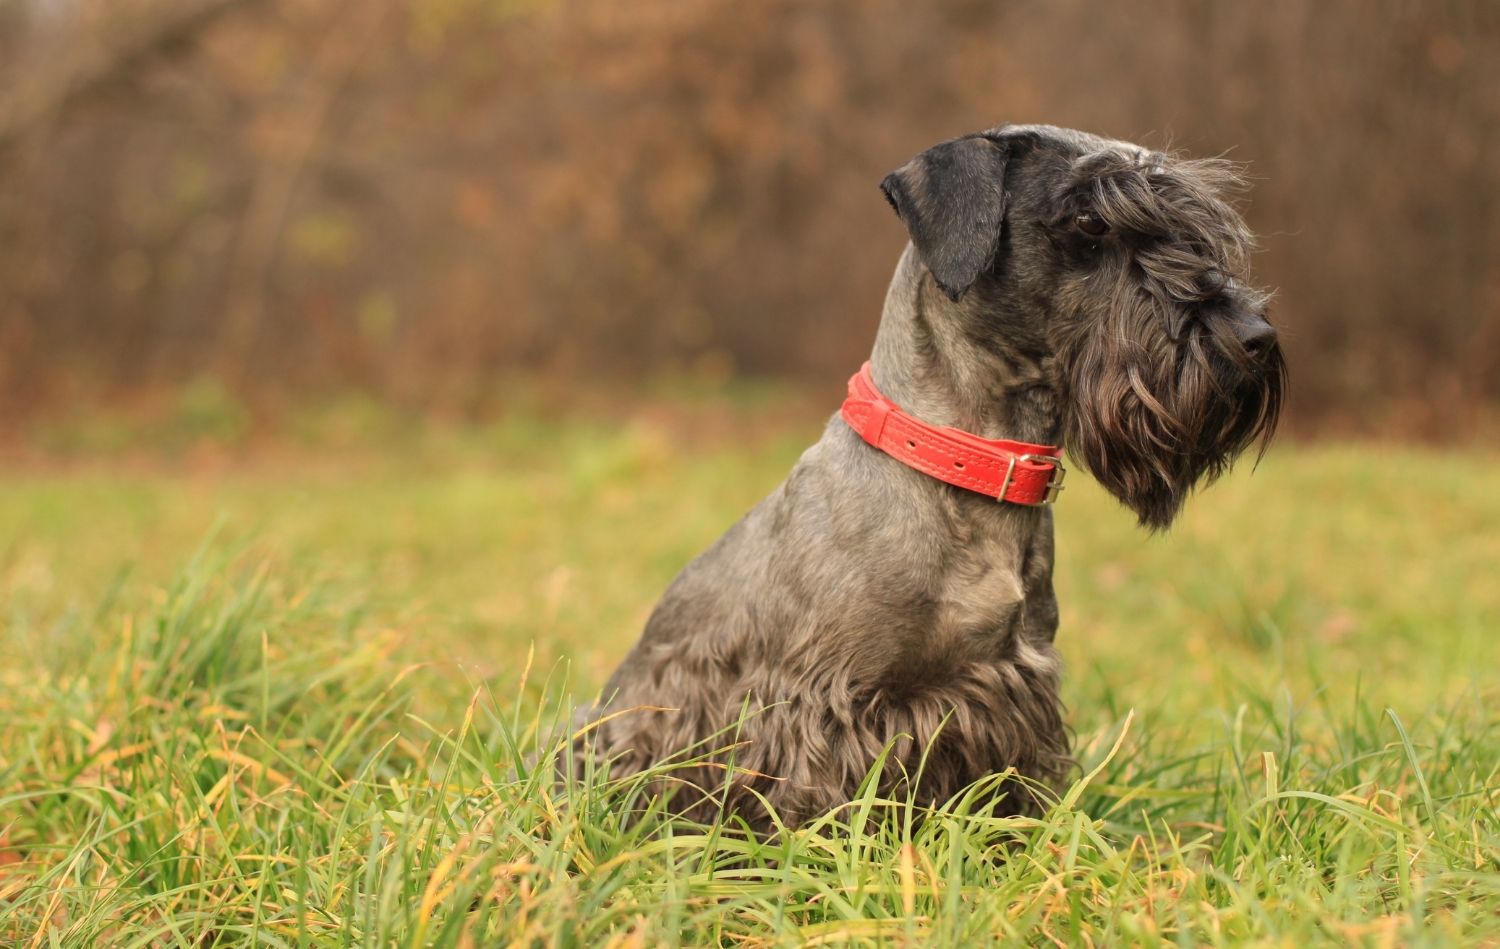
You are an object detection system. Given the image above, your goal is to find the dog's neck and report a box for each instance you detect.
[868,246,1063,447]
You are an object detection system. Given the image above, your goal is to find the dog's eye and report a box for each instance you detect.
[1075,212,1110,237]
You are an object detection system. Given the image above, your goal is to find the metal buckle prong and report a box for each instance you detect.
[996,455,1018,503]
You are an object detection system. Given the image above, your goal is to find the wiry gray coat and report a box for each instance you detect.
[577,124,1284,830]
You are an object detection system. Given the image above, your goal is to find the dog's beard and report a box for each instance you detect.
[1061,282,1286,530]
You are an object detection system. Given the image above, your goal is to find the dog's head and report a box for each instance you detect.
[880,124,1286,529]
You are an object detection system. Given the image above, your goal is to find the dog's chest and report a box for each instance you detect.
[858,518,1059,703]
[933,549,1026,640]
[915,507,1042,655]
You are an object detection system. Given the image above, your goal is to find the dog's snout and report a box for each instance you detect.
[1231,312,1277,354]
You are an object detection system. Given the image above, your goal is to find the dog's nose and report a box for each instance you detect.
[1231,313,1277,355]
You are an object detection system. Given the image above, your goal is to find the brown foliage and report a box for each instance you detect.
[1,0,1497,429]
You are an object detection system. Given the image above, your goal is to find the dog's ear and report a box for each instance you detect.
[880,134,1010,301]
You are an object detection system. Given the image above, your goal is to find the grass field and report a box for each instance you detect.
[2,407,1499,946]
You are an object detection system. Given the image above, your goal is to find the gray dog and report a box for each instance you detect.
[575,124,1285,830]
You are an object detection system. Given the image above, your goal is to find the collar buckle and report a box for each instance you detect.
[999,453,1067,506]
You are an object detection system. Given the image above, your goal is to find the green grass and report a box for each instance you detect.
[2,414,1499,946]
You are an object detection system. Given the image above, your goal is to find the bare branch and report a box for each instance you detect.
[0,0,264,153]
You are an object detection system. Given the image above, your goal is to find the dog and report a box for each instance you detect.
[573,124,1285,830]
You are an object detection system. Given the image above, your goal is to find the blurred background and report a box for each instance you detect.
[1,0,1497,441]
[7,7,1500,940]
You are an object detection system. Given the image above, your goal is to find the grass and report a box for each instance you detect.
[2,408,1499,946]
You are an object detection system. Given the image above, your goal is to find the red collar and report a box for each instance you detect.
[840,361,1066,506]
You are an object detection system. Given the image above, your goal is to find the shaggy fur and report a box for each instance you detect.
[572,124,1285,830]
